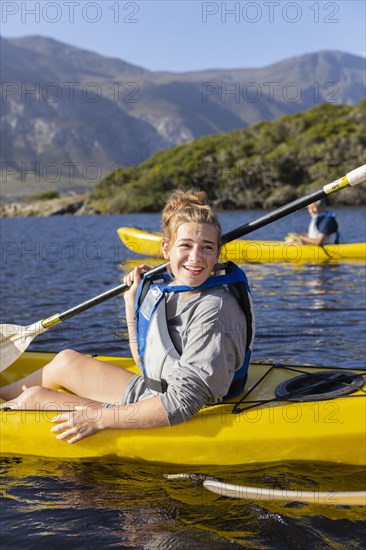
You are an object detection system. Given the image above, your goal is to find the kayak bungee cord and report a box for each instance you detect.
[230,365,366,414]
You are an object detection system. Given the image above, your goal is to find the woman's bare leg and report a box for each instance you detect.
[0,385,104,411]
[0,349,136,404]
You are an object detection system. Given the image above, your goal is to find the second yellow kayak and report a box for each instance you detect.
[117,227,366,263]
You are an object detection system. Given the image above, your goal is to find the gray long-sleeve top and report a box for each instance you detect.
[160,286,247,425]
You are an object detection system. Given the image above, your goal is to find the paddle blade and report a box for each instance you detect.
[0,322,46,372]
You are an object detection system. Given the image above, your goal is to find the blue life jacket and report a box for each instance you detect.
[309,212,340,244]
[134,261,255,398]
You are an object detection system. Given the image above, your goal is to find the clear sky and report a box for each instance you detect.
[1,0,365,71]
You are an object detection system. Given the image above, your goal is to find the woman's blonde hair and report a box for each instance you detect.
[162,189,221,251]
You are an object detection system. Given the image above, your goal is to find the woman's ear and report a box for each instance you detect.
[162,241,169,259]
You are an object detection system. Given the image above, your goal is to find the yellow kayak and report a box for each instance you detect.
[1,352,365,465]
[117,227,366,263]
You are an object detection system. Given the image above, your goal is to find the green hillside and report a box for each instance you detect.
[90,100,366,213]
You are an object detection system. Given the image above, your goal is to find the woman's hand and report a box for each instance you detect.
[285,233,301,244]
[123,264,151,304]
[51,406,103,444]
[51,398,169,442]
[123,264,151,364]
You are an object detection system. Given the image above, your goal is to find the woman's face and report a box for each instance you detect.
[162,222,220,287]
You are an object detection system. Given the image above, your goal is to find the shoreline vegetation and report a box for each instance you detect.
[1,101,365,218]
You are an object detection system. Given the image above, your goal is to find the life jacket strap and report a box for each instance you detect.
[145,376,168,394]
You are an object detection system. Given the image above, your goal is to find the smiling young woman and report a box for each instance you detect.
[0,189,254,443]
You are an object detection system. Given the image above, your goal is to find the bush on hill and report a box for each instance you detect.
[90,100,366,212]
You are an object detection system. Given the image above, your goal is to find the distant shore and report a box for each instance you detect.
[1,190,364,218]
[0,194,98,218]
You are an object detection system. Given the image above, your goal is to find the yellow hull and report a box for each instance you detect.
[1,352,365,465]
[117,227,366,263]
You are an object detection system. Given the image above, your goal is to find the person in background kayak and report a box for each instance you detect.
[0,190,254,443]
[286,199,339,246]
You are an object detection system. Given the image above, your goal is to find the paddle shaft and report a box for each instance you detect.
[43,165,365,328]
[49,261,169,326]
[224,165,365,242]
[222,188,325,244]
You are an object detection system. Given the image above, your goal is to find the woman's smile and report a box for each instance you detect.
[183,265,203,274]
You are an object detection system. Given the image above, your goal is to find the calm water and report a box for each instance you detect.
[1,208,366,548]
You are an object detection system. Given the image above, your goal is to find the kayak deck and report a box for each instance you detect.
[117,227,366,263]
[1,352,365,465]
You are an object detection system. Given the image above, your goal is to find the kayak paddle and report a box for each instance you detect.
[1,165,365,371]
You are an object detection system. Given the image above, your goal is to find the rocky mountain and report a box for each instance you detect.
[1,35,365,199]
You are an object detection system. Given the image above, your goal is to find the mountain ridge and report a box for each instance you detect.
[1,35,365,200]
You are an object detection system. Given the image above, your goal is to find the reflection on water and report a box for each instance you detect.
[1,456,366,549]
[238,262,365,367]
